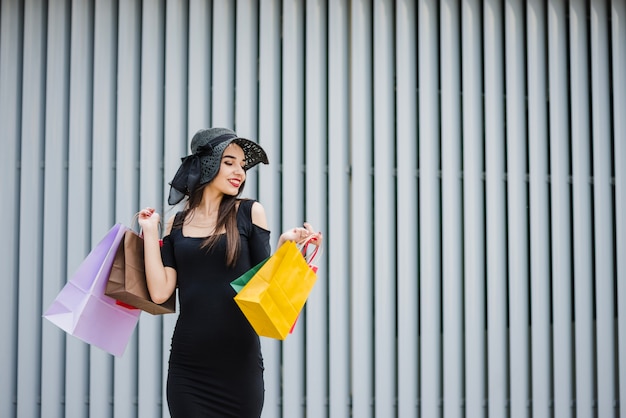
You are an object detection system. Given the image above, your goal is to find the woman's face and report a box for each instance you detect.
[209,143,246,196]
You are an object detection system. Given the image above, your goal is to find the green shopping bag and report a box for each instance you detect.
[230,258,269,293]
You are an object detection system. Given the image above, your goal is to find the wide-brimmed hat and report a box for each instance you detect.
[167,128,269,205]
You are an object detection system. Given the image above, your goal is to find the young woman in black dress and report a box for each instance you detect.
[138,128,319,417]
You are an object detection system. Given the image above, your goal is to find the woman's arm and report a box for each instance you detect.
[138,208,177,304]
[251,200,322,249]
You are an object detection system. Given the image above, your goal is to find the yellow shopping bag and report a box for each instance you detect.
[234,240,319,340]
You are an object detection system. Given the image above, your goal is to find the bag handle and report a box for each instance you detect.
[298,233,322,265]
[130,212,162,238]
[130,212,163,246]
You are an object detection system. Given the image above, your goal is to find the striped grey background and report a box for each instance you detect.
[1,0,624,417]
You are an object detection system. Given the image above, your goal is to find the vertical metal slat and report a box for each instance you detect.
[440,1,463,417]
[235,0,260,192]
[527,1,552,417]
[419,0,442,416]
[484,1,509,416]
[114,1,142,417]
[160,2,189,418]
[211,0,236,126]
[350,1,374,417]
[0,2,22,417]
[187,0,212,132]
[257,1,282,416]
[16,2,46,417]
[570,0,596,415]
[303,0,329,416]
[326,2,351,416]
[126,2,165,417]
[89,0,117,416]
[64,0,94,415]
[590,1,616,416]
[548,1,574,416]
[40,1,69,417]
[395,0,419,415]
[281,0,306,416]
[373,0,396,416]
[505,1,530,416]
[612,1,626,417]
[461,1,486,416]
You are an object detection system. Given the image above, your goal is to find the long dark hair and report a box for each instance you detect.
[173,181,246,267]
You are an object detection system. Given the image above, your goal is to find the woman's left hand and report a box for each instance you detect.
[279,222,322,247]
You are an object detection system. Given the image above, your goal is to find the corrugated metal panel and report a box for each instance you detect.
[1,1,624,417]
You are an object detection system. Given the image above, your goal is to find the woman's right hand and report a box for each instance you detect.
[137,207,161,233]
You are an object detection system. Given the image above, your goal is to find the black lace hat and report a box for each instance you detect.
[167,128,269,205]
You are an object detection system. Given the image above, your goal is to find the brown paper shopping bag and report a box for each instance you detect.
[105,229,176,315]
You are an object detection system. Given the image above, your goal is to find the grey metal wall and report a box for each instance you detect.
[0,0,624,417]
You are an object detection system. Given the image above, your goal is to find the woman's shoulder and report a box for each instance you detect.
[250,201,267,228]
[237,199,268,230]
[237,198,262,211]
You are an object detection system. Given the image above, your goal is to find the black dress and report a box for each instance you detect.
[160,199,271,417]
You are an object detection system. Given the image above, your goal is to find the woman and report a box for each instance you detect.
[138,127,319,417]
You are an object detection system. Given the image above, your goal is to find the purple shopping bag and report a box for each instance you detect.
[44,223,142,357]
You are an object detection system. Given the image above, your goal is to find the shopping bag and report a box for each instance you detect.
[232,257,305,334]
[287,238,320,333]
[105,229,176,315]
[43,224,142,357]
[233,239,320,340]
[230,258,269,293]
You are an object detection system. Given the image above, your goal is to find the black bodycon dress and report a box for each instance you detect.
[160,199,271,417]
